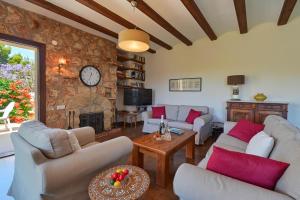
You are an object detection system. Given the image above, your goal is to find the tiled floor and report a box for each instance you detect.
[0,156,14,200]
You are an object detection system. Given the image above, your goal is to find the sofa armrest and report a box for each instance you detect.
[193,114,212,132]
[224,121,237,134]
[142,111,152,122]
[69,126,95,146]
[174,163,293,200]
[40,136,133,192]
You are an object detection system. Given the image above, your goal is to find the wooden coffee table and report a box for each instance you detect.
[132,131,195,187]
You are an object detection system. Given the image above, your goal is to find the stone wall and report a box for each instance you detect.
[0,1,117,130]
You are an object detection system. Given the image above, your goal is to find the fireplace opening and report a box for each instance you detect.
[79,112,104,134]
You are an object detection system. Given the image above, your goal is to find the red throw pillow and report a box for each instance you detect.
[207,146,289,190]
[185,109,202,124]
[152,106,166,119]
[228,119,265,143]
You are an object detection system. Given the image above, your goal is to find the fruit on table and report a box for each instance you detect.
[117,174,125,181]
[123,169,129,174]
[111,173,118,180]
[110,168,129,187]
[114,181,121,187]
[110,180,115,186]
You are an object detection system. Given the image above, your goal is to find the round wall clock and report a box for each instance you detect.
[79,65,101,87]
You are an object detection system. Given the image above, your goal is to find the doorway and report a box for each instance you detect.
[0,33,45,157]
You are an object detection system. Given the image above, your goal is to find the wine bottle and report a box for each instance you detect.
[159,115,165,135]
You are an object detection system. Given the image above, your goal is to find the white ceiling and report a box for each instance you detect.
[3,0,300,52]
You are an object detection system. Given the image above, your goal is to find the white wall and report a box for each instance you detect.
[145,17,300,127]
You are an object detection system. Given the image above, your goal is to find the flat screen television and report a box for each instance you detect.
[124,88,152,106]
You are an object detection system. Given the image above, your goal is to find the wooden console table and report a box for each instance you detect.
[227,100,288,124]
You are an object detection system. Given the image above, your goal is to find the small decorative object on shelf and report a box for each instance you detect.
[254,93,267,101]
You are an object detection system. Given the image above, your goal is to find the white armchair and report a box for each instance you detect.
[0,102,15,131]
[8,124,133,200]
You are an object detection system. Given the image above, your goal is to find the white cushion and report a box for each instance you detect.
[19,120,74,158]
[246,131,274,158]
[165,105,179,121]
[67,131,81,151]
[177,105,209,121]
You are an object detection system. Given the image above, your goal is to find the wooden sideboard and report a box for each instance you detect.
[226,101,288,124]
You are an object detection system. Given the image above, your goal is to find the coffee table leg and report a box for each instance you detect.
[156,154,169,188]
[186,137,195,164]
[132,145,144,168]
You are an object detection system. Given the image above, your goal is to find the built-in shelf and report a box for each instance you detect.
[130,77,144,81]
[117,76,145,81]
[116,51,145,92]
[110,62,144,72]
[117,85,144,89]
[117,55,145,65]
[118,66,145,72]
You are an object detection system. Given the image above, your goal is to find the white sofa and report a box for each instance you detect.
[173,115,300,200]
[8,121,133,200]
[142,104,213,145]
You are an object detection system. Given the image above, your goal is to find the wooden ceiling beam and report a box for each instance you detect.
[128,0,192,46]
[25,0,156,53]
[25,0,117,38]
[76,0,172,50]
[180,0,217,40]
[233,0,248,34]
[278,0,298,25]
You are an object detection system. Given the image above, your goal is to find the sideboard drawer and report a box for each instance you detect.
[257,104,285,111]
[230,103,255,109]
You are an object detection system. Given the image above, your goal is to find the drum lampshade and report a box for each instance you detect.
[118,29,150,52]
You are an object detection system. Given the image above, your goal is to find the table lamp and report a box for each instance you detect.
[227,75,245,100]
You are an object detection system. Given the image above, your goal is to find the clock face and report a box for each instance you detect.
[79,65,101,87]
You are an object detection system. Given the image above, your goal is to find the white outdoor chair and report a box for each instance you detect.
[0,102,15,132]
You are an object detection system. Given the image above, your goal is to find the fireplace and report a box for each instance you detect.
[79,112,104,133]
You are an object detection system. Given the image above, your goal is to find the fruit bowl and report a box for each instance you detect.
[108,168,130,188]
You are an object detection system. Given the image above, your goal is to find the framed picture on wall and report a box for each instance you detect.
[169,78,202,92]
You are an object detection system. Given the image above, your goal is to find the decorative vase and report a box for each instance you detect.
[254,93,267,101]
